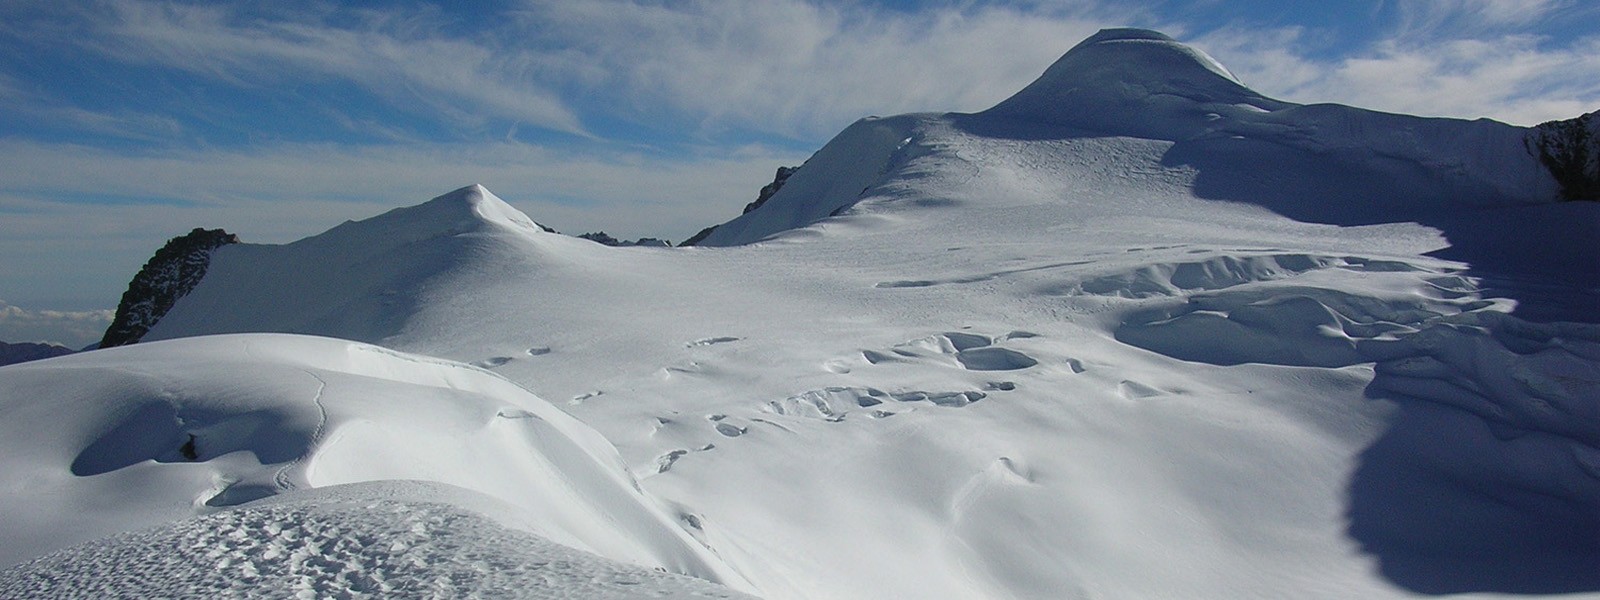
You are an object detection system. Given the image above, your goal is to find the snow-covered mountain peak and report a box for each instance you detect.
[137,184,578,345]
[982,27,1291,139]
[282,182,556,261]
[413,183,553,235]
[684,28,1565,247]
[1071,28,1246,87]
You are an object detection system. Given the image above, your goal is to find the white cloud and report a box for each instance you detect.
[1196,27,1600,125]
[41,0,1138,142]
[0,138,811,313]
[76,0,585,135]
[0,300,113,349]
[18,0,1600,135]
[518,0,1125,138]
[0,138,807,241]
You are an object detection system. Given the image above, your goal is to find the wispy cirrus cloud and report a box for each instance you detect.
[0,71,186,141]
[11,0,1134,143]
[1386,0,1580,35]
[515,0,1125,139]
[0,138,805,240]
[69,0,586,136]
[0,137,810,312]
[30,0,1596,139]
[1197,24,1600,125]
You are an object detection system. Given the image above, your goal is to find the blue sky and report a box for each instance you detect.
[2,0,1598,346]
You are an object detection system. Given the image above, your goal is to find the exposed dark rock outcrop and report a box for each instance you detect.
[680,165,799,246]
[577,232,671,247]
[0,341,74,366]
[99,228,240,348]
[743,166,799,215]
[1529,110,1600,201]
[678,225,720,248]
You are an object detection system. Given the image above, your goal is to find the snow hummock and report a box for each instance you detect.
[0,333,752,593]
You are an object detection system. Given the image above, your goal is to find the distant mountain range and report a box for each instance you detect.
[0,341,73,367]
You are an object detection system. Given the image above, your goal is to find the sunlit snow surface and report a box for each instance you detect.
[4,28,1599,599]
[0,481,754,599]
[0,334,752,595]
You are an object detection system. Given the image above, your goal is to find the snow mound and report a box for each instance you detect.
[0,333,750,591]
[0,481,756,600]
[983,28,1289,139]
[974,28,1554,211]
[141,185,591,344]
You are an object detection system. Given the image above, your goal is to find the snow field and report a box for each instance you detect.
[4,26,1597,599]
[0,481,756,599]
[0,333,752,593]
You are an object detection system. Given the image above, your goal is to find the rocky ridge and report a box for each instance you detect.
[99,228,240,348]
[577,232,671,247]
[1529,110,1600,201]
[680,165,800,246]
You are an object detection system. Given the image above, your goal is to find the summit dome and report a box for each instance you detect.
[982,28,1291,139]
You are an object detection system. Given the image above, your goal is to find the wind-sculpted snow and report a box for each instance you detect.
[1106,255,1489,367]
[0,334,752,592]
[1103,256,1600,592]
[1354,314,1600,593]
[0,481,756,600]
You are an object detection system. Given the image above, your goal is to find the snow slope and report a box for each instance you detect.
[144,185,579,344]
[9,27,1600,599]
[0,333,751,594]
[695,28,1559,247]
[1,481,754,599]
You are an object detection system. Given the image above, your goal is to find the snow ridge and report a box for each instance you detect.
[688,29,1566,248]
[0,333,754,591]
[139,185,578,345]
